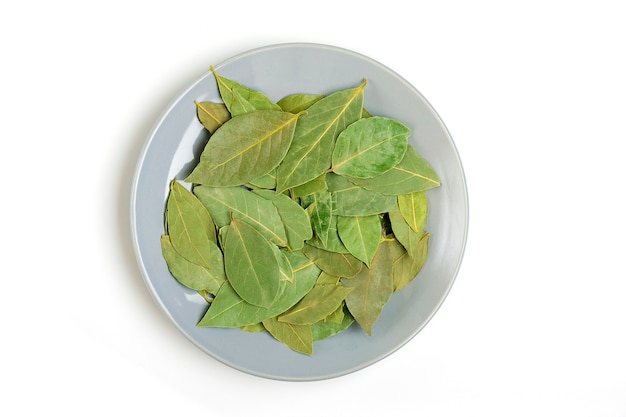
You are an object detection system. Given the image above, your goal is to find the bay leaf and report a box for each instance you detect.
[197,250,319,328]
[397,191,428,234]
[343,146,441,195]
[321,303,345,324]
[275,80,366,193]
[211,66,281,116]
[291,173,327,198]
[306,214,349,253]
[302,244,363,278]
[185,110,301,187]
[278,284,353,325]
[301,189,334,248]
[391,233,430,292]
[166,180,218,268]
[315,271,341,285]
[277,93,325,113]
[194,186,288,247]
[388,204,423,257]
[262,317,313,355]
[327,172,396,216]
[223,218,281,308]
[194,101,231,133]
[311,308,354,341]
[254,189,312,251]
[336,215,381,267]
[240,323,266,333]
[160,235,225,294]
[332,116,409,178]
[342,240,394,335]
[246,168,276,189]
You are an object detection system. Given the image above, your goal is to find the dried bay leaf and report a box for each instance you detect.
[301,189,334,248]
[278,284,353,325]
[224,218,282,308]
[194,186,288,247]
[306,214,350,254]
[160,235,225,294]
[337,215,382,267]
[311,308,355,341]
[388,204,423,257]
[397,191,428,234]
[275,81,366,193]
[262,317,313,355]
[166,180,218,268]
[211,66,281,116]
[342,240,394,335]
[344,146,441,195]
[332,116,409,178]
[390,233,430,292]
[302,244,363,278]
[277,93,325,113]
[327,172,396,216]
[185,110,301,187]
[254,189,312,251]
[198,250,320,328]
[194,101,231,133]
[246,168,276,189]
[291,173,327,198]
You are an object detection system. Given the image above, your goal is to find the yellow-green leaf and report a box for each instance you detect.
[194,101,231,133]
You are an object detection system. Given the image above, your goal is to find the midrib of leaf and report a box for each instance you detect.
[194,100,225,126]
[333,133,400,171]
[292,261,315,273]
[171,196,210,265]
[232,221,265,294]
[287,323,308,347]
[208,114,297,173]
[393,165,441,185]
[282,82,366,183]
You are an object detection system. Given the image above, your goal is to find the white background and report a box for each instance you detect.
[2,1,625,415]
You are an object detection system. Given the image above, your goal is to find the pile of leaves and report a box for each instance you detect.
[160,67,440,354]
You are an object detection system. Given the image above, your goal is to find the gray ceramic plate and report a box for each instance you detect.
[131,43,468,381]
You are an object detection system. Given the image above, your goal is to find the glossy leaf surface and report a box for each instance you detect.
[185,110,300,186]
[332,116,409,178]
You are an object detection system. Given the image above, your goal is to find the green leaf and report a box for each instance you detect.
[275,81,366,193]
[194,101,231,133]
[332,116,409,178]
[302,244,363,278]
[390,233,430,292]
[277,93,325,113]
[223,218,282,308]
[327,172,396,216]
[306,214,350,253]
[311,306,354,341]
[291,173,328,198]
[278,284,353,325]
[166,180,218,268]
[194,186,289,247]
[301,189,334,247]
[337,215,381,267]
[211,66,281,116]
[388,204,423,256]
[262,317,313,355]
[197,250,320,328]
[315,271,341,285]
[342,240,394,335]
[254,189,312,251]
[397,191,428,234]
[185,110,301,187]
[246,168,276,189]
[160,235,225,294]
[344,146,441,195]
